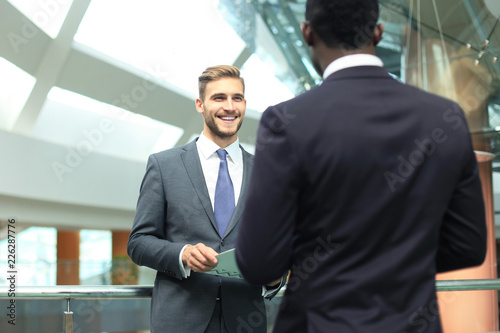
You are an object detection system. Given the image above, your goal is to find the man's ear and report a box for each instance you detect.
[301,22,314,46]
[373,23,384,47]
[195,98,204,115]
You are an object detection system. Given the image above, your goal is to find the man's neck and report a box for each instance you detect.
[203,131,237,149]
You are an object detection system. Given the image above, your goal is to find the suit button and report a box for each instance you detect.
[221,240,225,246]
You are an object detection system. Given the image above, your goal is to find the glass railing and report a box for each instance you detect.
[1,279,500,333]
[0,285,152,332]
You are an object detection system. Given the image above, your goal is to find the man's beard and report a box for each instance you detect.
[204,110,243,139]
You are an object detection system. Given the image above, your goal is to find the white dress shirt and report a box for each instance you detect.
[322,54,384,80]
[196,133,243,208]
[179,133,244,278]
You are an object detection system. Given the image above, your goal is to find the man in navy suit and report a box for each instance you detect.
[236,1,487,332]
[128,65,282,333]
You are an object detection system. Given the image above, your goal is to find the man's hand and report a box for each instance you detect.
[182,243,218,272]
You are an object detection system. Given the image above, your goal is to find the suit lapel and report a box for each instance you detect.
[223,146,253,237]
[180,140,219,233]
[182,141,254,239]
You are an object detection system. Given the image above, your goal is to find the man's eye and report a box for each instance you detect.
[234,97,243,101]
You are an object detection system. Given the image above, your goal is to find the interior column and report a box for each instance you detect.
[56,230,80,285]
[404,26,498,332]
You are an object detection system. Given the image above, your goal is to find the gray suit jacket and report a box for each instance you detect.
[128,139,266,333]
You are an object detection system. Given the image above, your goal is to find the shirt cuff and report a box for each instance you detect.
[179,244,192,278]
[261,276,286,298]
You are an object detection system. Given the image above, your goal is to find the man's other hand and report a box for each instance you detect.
[182,243,219,272]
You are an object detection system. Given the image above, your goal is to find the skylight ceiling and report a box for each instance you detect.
[74,0,246,97]
[32,87,184,162]
[0,57,36,131]
[4,0,500,159]
[7,0,73,38]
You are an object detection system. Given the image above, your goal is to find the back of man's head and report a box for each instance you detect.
[305,0,380,50]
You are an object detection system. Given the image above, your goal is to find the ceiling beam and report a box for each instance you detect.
[12,0,92,134]
[0,0,51,76]
[56,43,261,147]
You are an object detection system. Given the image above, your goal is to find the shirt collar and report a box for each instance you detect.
[197,132,241,164]
[323,54,384,80]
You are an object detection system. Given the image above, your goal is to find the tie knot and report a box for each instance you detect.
[217,149,227,161]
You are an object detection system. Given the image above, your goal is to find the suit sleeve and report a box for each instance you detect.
[127,154,186,280]
[436,122,487,272]
[236,105,298,285]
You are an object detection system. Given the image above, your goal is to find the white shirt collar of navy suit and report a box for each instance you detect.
[322,54,384,80]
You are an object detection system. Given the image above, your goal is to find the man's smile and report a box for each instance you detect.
[218,115,238,123]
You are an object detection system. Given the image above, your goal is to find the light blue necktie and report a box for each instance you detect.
[214,149,235,237]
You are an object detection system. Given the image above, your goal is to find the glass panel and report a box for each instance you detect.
[245,0,322,93]
[0,58,36,131]
[241,54,294,112]
[74,0,246,97]
[6,0,73,38]
[0,227,56,286]
[32,87,184,161]
[0,298,151,332]
[80,230,111,284]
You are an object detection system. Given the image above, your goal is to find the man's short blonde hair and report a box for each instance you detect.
[198,65,245,101]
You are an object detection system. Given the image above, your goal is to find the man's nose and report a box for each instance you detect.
[223,99,235,111]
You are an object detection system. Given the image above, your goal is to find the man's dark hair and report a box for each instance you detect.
[305,0,380,50]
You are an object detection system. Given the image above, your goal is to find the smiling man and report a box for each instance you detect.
[196,68,246,147]
[128,65,283,333]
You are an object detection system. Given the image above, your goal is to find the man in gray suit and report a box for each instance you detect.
[128,65,282,333]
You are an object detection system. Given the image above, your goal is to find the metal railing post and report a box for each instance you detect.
[63,298,73,333]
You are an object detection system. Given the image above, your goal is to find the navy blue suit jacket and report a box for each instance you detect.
[236,66,487,333]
